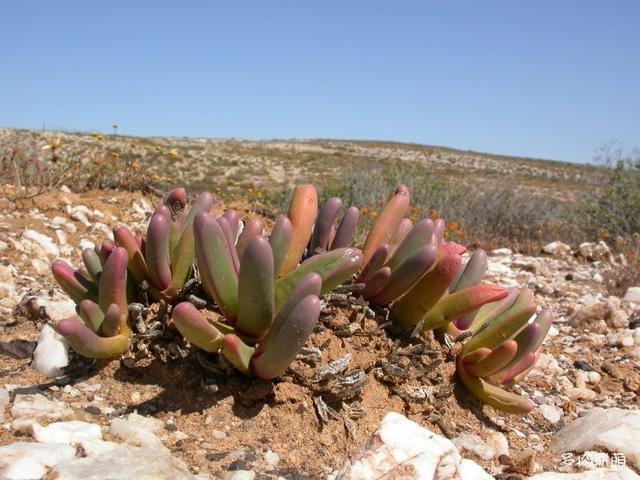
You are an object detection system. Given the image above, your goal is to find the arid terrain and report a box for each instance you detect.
[0,130,638,480]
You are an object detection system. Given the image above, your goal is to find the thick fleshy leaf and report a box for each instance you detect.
[469,287,520,333]
[194,213,239,321]
[421,283,509,331]
[163,187,187,211]
[357,244,389,284]
[439,242,467,255]
[98,240,115,266]
[82,248,102,284]
[236,218,265,259]
[434,219,445,244]
[274,248,361,312]
[371,244,438,306]
[490,309,553,385]
[388,218,414,257]
[391,253,462,331]
[449,250,488,293]
[463,339,518,378]
[362,184,411,266]
[222,209,241,242]
[251,295,321,380]
[216,216,239,263]
[386,219,434,273]
[281,184,318,274]
[501,353,539,386]
[168,191,215,294]
[56,318,129,358]
[77,299,104,333]
[274,272,321,320]
[270,215,292,278]
[331,206,360,250]
[145,209,172,290]
[361,266,391,299]
[457,356,535,414]
[235,237,275,340]
[463,289,536,354]
[100,303,121,337]
[113,226,148,284]
[52,259,97,304]
[98,247,130,337]
[165,188,188,254]
[171,301,224,352]
[221,334,255,375]
[309,197,342,254]
[460,347,492,364]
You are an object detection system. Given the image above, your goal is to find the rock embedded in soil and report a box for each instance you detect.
[10,393,73,422]
[623,286,640,304]
[30,323,69,378]
[335,412,493,479]
[550,408,640,470]
[542,241,572,256]
[537,404,563,424]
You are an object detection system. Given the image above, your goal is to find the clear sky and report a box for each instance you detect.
[1,1,638,164]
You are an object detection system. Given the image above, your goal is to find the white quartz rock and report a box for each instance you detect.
[0,442,76,480]
[550,408,640,470]
[336,411,493,479]
[52,444,195,480]
[109,412,166,450]
[624,287,640,304]
[32,420,102,445]
[34,296,77,322]
[453,433,495,460]
[11,393,74,421]
[22,229,60,257]
[31,324,70,378]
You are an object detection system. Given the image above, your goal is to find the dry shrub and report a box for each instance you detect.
[603,234,640,296]
[0,133,156,201]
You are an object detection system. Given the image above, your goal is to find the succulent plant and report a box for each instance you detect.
[52,188,216,358]
[347,184,508,332]
[456,288,553,414]
[276,184,361,271]
[172,211,362,379]
[113,187,215,300]
[52,245,132,358]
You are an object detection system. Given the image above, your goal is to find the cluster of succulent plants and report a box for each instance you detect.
[50,183,553,414]
[171,207,361,379]
[51,188,215,358]
[287,183,554,413]
[456,288,553,414]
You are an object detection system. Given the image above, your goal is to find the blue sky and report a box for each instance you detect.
[1,1,638,163]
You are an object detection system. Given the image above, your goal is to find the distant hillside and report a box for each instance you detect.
[0,128,604,201]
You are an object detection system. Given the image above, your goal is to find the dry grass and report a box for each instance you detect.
[0,127,610,252]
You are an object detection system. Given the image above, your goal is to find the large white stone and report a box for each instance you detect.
[538,404,563,424]
[109,412,166,450]
[51,444,195,480]
[31,324,70,378]
[578,241,611,261]
[11,393,73,421]
[550,408,640,470]
[452,433,495,460]
[542,241,571,256]
[0,442,76,479]
[336,412,493,479]
[32,420,102,445]
[623,287,640,304]
[22,229,60,257]
[35,296,77,322]
[528,467,640,479]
